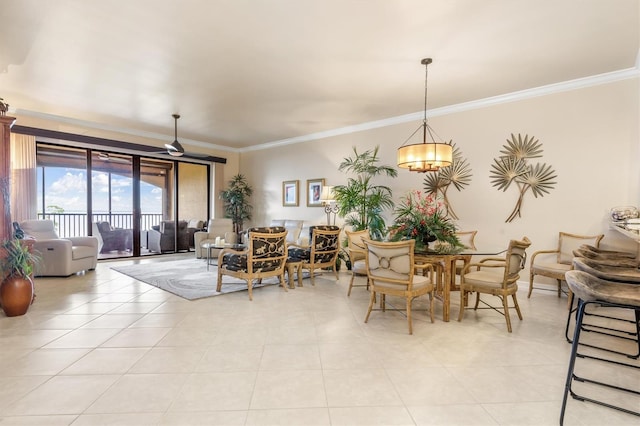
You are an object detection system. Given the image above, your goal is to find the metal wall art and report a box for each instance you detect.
[490,133,557,223]
[423,143,472,220]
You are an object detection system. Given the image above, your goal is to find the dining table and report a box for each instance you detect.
[414,246,506,322]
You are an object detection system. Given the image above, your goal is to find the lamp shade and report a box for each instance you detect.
[397,142,452,173]
[320,186,335,202]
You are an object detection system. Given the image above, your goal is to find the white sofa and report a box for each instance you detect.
[21,219,99,277]
[193,218,237,259]
[269,220,306,245]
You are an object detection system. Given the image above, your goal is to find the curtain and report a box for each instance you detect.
[10,133,37,222]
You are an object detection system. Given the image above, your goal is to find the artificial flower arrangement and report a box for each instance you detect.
[387,189,464,253]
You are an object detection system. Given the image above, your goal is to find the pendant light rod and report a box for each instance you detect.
[397,57,453,173]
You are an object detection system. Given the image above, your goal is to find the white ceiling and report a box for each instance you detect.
[1,0,638,152]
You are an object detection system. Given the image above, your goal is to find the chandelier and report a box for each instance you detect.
[397,58,453,172]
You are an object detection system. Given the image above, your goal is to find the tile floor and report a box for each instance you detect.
[0,253,638,425]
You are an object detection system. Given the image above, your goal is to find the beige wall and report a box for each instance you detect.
[240,78,640,263]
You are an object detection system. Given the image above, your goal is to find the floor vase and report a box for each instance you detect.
[0,275,34,317]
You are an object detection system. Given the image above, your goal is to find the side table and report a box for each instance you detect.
[285,259,303,289]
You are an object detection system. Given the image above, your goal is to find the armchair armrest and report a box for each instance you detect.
[68,236,99,249]
[530,248,560,265]
[288,242,311,251]
[217,246,249,264]
[462,258,506,274]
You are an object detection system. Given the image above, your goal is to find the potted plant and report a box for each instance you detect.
[219,174,253,240]
[333,146,397,240]
[0,238,39,317]
[387,190,463,253]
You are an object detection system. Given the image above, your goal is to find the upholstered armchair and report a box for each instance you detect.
[186,219,205,248]
[147,220,190,253]
[459,236,531,332]
[20,219,99,277]
[345,228,369,296]
[217,226,288,300]
[528,232,604,298]
[287,225,341,285]
[362,238,435,334]
[193,219,237,259]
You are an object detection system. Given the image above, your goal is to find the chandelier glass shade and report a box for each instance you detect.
[397,58,453,173]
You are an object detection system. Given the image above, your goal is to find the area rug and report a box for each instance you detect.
[111,258,281,300]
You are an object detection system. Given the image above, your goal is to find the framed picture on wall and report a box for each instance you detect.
[307,178,325,207]
[282,180,299,206]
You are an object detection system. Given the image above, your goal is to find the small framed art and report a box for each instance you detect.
[307,178,325,207]
[282,180,299,206]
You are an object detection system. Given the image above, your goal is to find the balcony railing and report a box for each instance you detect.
[37,213,164,239]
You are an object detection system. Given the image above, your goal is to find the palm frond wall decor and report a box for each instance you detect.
[423,143,472,220]
[490,133,557,223]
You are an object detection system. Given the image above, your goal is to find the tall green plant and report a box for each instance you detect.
[333,146,397,240]
[219,174,253,236]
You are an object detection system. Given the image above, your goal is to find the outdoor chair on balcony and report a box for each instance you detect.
[148,220,190,253]
[93,221,133,253]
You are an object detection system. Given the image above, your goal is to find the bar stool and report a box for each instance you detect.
[560,270,640,424]
[568,258,640,358]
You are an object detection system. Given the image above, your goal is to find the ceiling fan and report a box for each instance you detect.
[165,113,184,157]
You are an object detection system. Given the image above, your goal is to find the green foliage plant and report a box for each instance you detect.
[333,146,397,240]
[1,239,40,278]
[219,174,253,236]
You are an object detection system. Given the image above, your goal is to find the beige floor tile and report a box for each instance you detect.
[319,342,382,369]
[71,412,163,425]
[196,344,263,372]
[2,257,637,425]
[86,373,189,414]
[161,410,247,425]
[33,314,100,329]
[0,414,77,425]
[43,328,121,349]
[250,370,326,409]
[61,347,149,375]
[129,346,207,373]
[386,367,477,405]
[3,375,119,416]
[329,406,415,426]
[1,348,90,376]
[408,404,499,425]
[169,371,257,412]
[323,369,403,407]
[259,344,321,370]
[156,327,218,347]
[100,327,171,348]
[246,408,331,425]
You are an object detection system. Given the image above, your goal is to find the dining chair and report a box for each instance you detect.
[363,239,435,334]
[528,232,604,298]
[217,226,288,300]
[453,230,478,282]
[345,228,369,296]
[458,236,531,332]
[287,225,341,285]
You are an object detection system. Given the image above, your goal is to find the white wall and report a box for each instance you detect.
[241,78,640,266]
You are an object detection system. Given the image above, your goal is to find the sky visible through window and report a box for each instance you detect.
[38,167,162,213]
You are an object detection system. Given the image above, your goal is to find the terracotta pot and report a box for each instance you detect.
[0,274,34,317]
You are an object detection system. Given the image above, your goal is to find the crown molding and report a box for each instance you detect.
[12,64,640,155]
[245,66,640,152]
